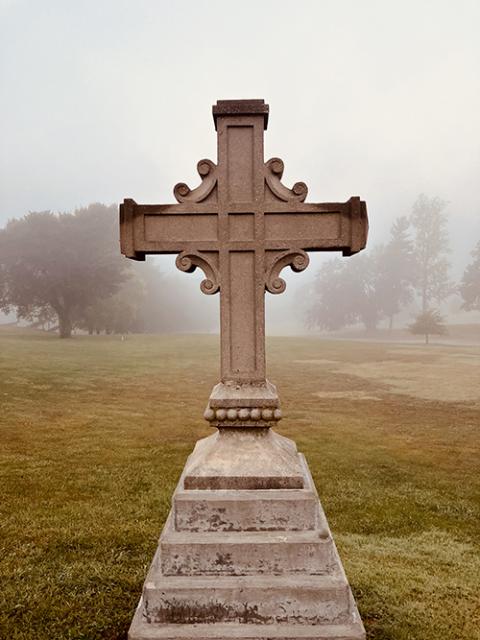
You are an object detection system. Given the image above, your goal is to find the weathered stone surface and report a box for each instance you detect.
[204,381,282,428]
[143,572,352,625]
[129,466,365,639]
[163,454,332,576]
[183,429,305,490]
[128,452,365,639]
[122,100,368,640]
[130,602,365,639]
[160,521,335,576]
[212,98,270,130]
[174,487,319,533]
[174,455,320,533]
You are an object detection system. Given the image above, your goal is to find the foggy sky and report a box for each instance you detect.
[1,0,480,331]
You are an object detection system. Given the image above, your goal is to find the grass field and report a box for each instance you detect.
[1,326,479,640]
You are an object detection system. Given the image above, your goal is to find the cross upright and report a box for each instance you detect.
[120,99,368,438]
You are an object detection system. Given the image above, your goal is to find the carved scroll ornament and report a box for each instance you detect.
[265,250,310,294]
[173,159,217,203]
[175,251,220,295]
[265,157,308,202]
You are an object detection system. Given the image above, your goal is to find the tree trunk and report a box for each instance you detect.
[425,333,429,345]
[58,311,72,338]
[388,315,394,331]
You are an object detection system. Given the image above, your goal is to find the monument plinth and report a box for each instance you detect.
[120,99,368,639]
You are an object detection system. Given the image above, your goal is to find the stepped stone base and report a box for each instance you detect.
[129,432,365,640]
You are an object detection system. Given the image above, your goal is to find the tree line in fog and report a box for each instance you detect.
[0,204,213,338]
[0,197,479,340]
[306,194,480,340]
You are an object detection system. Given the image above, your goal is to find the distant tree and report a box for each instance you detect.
[0,263,7,312]
[133,262,178,333]
[460,240,480,312]
[307,249,383,332]
[0,204,127,338]
[408,309,447,344]
[346,249,384,331]
[410,194,451,312]
[376,216,415,329]
[134,261,219,334]
[24,306,58,332]
[306,258,356,331]
[79,271,146,334]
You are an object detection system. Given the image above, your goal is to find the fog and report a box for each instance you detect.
[1,0,479,333]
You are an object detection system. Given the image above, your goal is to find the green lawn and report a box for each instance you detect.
[1,327,479,639]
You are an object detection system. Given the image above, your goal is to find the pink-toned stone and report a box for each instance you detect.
[183,429,305,490]
[173,455,321,533]
[121,100,368,640]
[128,453,365,639]
[120,99,368,394]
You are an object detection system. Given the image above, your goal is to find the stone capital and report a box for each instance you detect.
[203,380,281,428]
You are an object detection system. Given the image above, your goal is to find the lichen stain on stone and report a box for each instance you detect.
[206,512,229,530]
[147,597,350,625]
[148,599,270,624]
[214,552,233,567]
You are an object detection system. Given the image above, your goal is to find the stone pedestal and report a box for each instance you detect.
[128,430,365,640]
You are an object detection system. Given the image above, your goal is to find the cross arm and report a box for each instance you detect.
[263,197,367,256]
[262,197,368,295]
[119,198,220,260]
[263,156,367,255]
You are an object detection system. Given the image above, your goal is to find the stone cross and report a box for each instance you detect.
[120,99,367,435]
[123,101,369,640]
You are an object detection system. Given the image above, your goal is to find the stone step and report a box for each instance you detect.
[174,488,320,533]
[174,455,321,533]
[143,573,352,625]
[160,516,335,576]
[131,620,365,640]
[130,608,365,640]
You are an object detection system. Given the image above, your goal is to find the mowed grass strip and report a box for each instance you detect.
[0,327,479,639]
